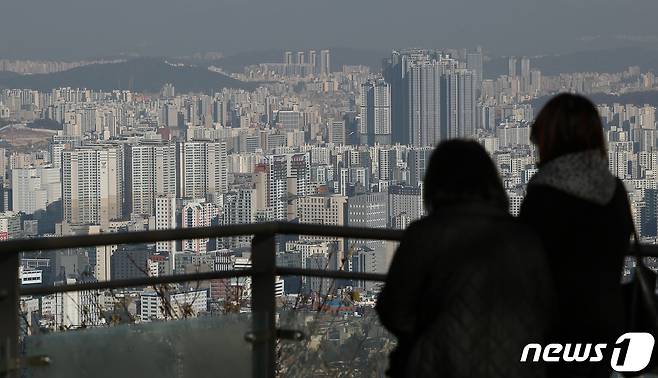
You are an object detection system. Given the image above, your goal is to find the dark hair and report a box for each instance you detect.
[531,93,606,165]
[423,139,508,213]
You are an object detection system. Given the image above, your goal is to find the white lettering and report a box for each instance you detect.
[520,344,542,362]
[520,334,653,370]
[542,344,563,362]
[591,344,607,362]
[562,344,591,362]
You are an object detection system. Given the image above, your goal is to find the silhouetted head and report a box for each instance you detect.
[531,93,606,165]
[423,140,508,213]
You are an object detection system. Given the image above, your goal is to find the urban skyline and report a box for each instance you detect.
[3,43,658,376]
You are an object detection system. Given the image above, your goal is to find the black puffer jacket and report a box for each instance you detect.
[519,150,633,378]
[376,202,553,378]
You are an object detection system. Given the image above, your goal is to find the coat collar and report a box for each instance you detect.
[530,150,616,205]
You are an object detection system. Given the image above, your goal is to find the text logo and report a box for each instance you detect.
[610,333,654,372]
[520,333,655,373]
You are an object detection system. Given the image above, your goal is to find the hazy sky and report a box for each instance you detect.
[2,0,658,59]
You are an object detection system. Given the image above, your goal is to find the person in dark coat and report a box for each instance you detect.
[519,93,634,378]
[376,140,553,378]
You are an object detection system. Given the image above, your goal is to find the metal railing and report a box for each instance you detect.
[0,222,404,378]
[2,221,658,377]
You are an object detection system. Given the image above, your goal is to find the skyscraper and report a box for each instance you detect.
[329,119,346,145]
[443,69,477,139]
[11,166,60,214]
[178,141,228,202]
[408,146,432,186]
[377,148,396,181]
[387,50,476,146]
[520,57,530,78]
[212,99,227,126]
[296,51,305,65]
[360,79,392,145]
[260,153,310,220]
[508,57,518,78]
[309,50,317,74]
[161,83,175,99]
[521,57,531,92]
[530,70,542,93]
[62,145,124,227]
[130,142,176,216]
[466,48,483,92]
[284,51,293,65]
[408,60,443,147]
[383,51,408,145]
[155,195,176,258]
[320,50,331,76]
[221,188,257,248]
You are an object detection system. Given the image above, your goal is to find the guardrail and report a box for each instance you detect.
[0,222,403,378]
[1,221,657,377]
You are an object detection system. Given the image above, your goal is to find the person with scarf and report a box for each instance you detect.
[520,93,634,378]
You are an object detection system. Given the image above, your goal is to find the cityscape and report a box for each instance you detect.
[2,45,658,375]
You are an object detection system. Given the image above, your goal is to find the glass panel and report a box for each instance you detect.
[277,307,395,377]
[23,314,252,378]
[276,236,395,377]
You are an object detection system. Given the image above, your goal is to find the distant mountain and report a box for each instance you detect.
[484,47,658,78]
[529,91,658,110]
[0,71,21,81]
[214,47,388,73]
[0,58,257,93]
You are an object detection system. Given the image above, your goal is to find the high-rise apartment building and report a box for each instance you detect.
[408,60,444,147]
[521,57,531,92]
[383,51,407,145]
[181,200,219,253]
[155,195,177,257]
[296,194,347,266]
[284,51,293,65]
[388,185,423,229]
[387,51,478,146]
[62,145,124,227]
[259,153,310,220]
[508,57,518,77]
[408,147,432,186]
[275,110,302,131]
[11,166,61,214]
[221,188,258,247]
[309,50,317,74]
[443,69,477,139]
[320,50,331,76]
[347,192,388,250]
[130,142,176,216]
[178,141,228,202]
[377,148,396,181]
[466,48,483,91]
[329,119,346,145]
[530,70,542,94]
[360,79,392,145]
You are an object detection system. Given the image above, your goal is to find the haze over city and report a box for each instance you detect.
[3,0,658,58]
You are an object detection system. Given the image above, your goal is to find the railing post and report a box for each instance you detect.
[251,233,276,378]
[0,253,19,378]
